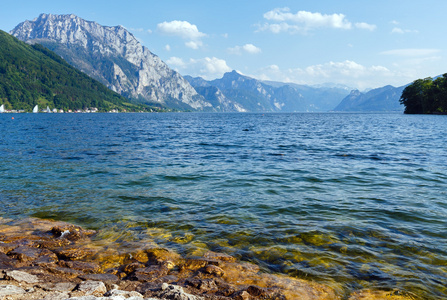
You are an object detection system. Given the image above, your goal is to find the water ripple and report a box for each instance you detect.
[1,112,447,298]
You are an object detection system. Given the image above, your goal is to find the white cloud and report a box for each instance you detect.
[228,43,262,55]
[380,49,440,57]
[257,22,302,34]
[157,20,206,49]
[355,22,376,31]
[185,40,203,50]
[166,56,186,67]
[166,56,232,79]
[243,44,262,54]
[157,20,206,39]
[254,60,395,90]
[165,44,171,51]
[258,7,376,34]
[264,8,352,29]
[391,27,418,34]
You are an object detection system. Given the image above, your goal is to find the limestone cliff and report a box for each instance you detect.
[11,13,211,110]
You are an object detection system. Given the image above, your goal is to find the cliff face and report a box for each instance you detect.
[11,13,211,110]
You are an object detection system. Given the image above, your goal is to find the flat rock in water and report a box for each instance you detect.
[156,283,204,300]
[5,270,39,283]
[62,260,101,273]
[203,251,236,262]
[0,252,14,269]
[80,273,119,284]
[51,225,96,241]
[77,280,107,296]
[105,288,144,298]
[54,246,96,260]
[46,266,84,278]
[0,284,27,296]
[40,281,77,292]
[8,245,42,263]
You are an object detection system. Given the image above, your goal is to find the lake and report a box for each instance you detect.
[1,112,446,299]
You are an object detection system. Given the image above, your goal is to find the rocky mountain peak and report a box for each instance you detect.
[11,14,211,110]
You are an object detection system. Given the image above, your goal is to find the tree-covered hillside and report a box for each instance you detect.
[400,74,447,114]
[0,30,148,112]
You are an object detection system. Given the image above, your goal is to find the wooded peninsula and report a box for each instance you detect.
[400,74,447,114]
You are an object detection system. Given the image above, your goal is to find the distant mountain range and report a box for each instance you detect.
[185,71,351,112]
[333,85,406,112]
[8,13,414,112]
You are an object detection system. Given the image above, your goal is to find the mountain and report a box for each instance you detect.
[0,30,144,112]
[10,13,211,111]
[334,85,406,112]
[185,71,351,112]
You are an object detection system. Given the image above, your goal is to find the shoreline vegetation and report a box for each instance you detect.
[0,217,412,300]
[0,30,162,114]
[400,74,447,114]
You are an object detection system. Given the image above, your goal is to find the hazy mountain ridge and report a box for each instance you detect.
[186,71,351,112]
[334,84,406,112]
[10,13,211,111]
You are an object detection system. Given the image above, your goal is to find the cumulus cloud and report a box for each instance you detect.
[258,7,376,34]
[228,43,262,55]
[164,44,171,51]
[166,56,186,67]
[157,20,206,39]
[157,20,206,49]
[166,56,232,79]
[185,41,203,50]
[355,22,376,31]
[264,8,352,29]
[391,27,418,34]
[254,60,396,90]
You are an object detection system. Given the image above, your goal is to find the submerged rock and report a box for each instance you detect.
[0,218,417,300]
[51,225,96,241]
[348,289,412,300]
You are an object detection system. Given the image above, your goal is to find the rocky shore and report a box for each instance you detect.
[0,218,410,300]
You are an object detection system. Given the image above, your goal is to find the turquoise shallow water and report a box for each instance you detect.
[1,112,446,298]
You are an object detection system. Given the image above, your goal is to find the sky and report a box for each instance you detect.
[1,0,447,90]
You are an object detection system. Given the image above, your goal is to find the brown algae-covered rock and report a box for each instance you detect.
[51,225,96,241]
[0,218,418,300]
[348,289,414,300]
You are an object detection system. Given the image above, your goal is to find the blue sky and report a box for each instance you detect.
[1,0,447,90]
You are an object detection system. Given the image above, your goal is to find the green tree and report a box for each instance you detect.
[400,77,433,114]
[432,74,447,113]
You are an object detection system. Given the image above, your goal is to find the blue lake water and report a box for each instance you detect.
[1,112,446,298]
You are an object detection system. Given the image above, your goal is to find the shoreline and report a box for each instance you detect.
[0,217,412,299]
